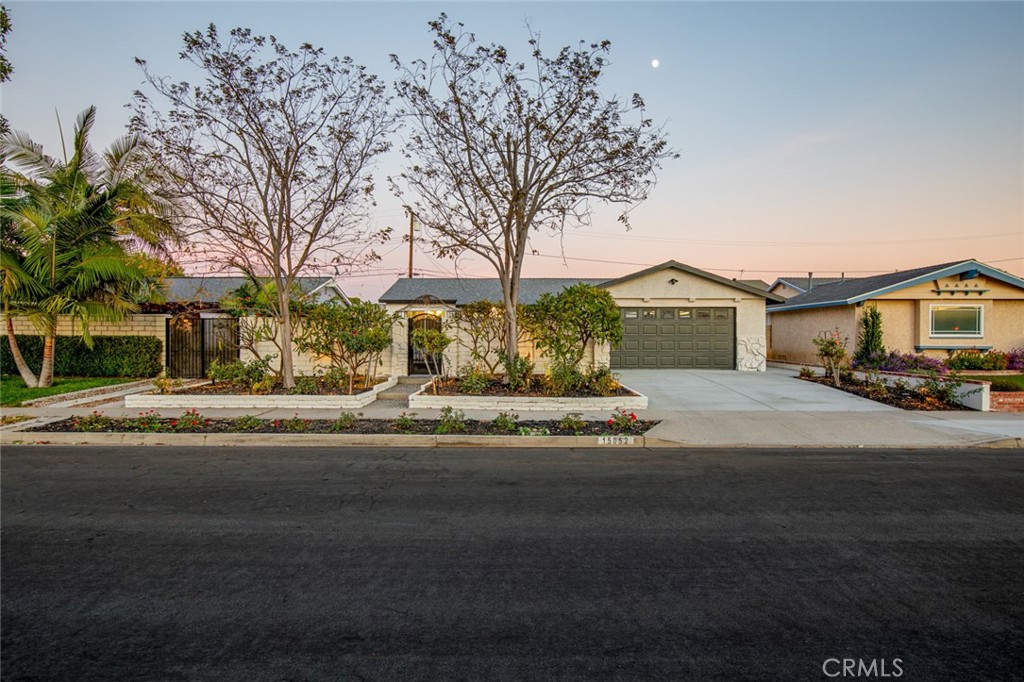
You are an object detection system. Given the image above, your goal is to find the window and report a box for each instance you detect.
[930,305,982,337]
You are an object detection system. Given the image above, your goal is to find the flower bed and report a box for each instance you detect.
[409,380,648,412]
[28,410,657,437]
[125,376,397,410]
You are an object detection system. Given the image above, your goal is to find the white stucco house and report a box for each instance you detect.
[376,260,783,376]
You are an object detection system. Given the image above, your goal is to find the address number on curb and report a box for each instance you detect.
[598,436,635,445]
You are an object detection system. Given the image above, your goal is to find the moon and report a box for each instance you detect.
[651,59,660,69]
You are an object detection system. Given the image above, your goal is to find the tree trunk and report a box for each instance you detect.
[39,332,56,388]
[278,288,296,389]
[5,316,39,387]
[502,275,520,367]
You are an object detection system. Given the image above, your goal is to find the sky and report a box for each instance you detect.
[3,1,1023,300]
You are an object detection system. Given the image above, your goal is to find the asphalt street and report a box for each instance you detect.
[2,446,1023,681]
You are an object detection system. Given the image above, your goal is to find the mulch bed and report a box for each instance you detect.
[29,417,658,436]
[429,377,636,398]
[800,376,959,411]
[172,380,379,397]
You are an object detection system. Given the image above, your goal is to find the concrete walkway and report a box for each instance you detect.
[2,368,1022,448]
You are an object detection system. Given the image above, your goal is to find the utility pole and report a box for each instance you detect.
[407,207,415,278]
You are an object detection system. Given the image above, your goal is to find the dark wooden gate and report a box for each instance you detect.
[166,317,239,378]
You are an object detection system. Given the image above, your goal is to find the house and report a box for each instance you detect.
[3,276,349,379]
[767,260,1024,365]
[377,260,784,375]
[767,276,850,300]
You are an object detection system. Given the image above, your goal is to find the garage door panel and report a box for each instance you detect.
[610,306,735,370]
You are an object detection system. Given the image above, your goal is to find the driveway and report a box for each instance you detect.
[617,367,892,412]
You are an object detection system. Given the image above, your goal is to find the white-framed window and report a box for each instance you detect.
[929,305,982,337]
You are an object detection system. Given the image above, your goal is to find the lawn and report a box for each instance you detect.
[0,376,137,407]
[968,374,1024,392]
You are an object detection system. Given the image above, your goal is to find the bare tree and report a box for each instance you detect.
[392,14,675,366]
[132,25,395,387]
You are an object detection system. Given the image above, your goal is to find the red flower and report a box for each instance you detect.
[607,419,614,426]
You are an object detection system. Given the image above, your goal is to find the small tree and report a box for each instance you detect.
[294,300,396,394]
[854,305,884,365]
[450,300,506,375]
[523,283,623,393]
[133,25,396,388]
[813,328,849,387]
[393,15,675,370]
[410,327,452,395]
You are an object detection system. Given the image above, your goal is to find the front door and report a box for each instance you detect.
[407,313,442,375]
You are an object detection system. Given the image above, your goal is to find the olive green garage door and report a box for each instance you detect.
[610,307,735,369]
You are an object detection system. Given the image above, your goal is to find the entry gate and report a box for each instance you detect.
[166,317,239,378]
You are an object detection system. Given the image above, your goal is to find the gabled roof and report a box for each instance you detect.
[739,279,771,291]
[769,260,1024,312]
[769,276,850,295]
[379,278,607,305]
[599,260,785,302]
[159,277,347,305]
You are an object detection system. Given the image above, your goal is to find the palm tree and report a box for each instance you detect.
[1,107,179,387]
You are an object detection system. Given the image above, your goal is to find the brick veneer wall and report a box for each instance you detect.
[990,392,1024,413]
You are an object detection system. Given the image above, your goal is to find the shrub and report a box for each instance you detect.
[917,374,974,409]
[947,349,1008,371]
[545,363,585,396]
[133,410,167,432]
[290,375,319,395]
[393,412,418,432]
[331,411,360,431]
[232,415,263,432]
[500,354,534,393]
[1,335,163,378]
[174,408,208,431]
[208,357,273,393]
[1006,348,1024,371]
[798,366,816,379]
[854,305,884,365]
[493,411,519,433]
[435,405,467,434]
[518,425,550,436]
[457,365,490,394]
[154,376,183,395]
[854,350,949,376]
[812,329,848,387]
[283,414,311,432]
[558,412,587,432]
[71,410,112,432]
[607,409,640,434]
[585,366,619,397]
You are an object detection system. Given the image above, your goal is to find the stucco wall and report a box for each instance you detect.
[605,268,769,371]
[767,306,857,365]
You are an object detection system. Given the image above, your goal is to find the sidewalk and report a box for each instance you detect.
[2,371,1022,448]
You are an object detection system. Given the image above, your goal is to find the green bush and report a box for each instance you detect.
[1,335,163,377]
[457,365,490,394]
[947,349,1008,371]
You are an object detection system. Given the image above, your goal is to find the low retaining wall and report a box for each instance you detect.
[408,383,648,412]
[125,377,398,410]
[769,362,990,411]
[990,392,1024,413]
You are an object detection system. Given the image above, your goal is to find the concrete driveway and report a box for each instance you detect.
[617,367,893,412]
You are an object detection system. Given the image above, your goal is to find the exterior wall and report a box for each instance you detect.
[605,268,770,371]
[769,282,805,300]
[3,313,168,369]
[770,274,1024,364]
[767,306,857,365]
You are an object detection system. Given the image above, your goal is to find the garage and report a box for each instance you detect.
[610,307,736,369]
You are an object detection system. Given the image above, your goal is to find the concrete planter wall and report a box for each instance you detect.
[125,377,398,410]
[772,362,990,411]
[408,382,648,412]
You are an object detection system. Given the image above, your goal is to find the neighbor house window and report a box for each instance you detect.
[930,305,982,337]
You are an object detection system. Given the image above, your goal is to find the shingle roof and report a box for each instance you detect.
[771,276,850,294]
[379,278,607,305]
[159,277,342,304]
[769,260,1024,312]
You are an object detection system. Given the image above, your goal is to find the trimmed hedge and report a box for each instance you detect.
[1,334,163,378]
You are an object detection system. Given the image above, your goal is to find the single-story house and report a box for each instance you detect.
[377,260,784,376]
[767,260,1024,365]
[3,276,349,378]
[767,276,849,300]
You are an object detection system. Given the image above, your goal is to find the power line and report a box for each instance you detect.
[568,230,1023,248]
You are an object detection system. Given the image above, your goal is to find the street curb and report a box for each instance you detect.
[0,431,650,448]
[2,431,1021,449]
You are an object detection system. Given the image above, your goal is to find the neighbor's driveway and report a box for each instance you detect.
[617,367,892,412]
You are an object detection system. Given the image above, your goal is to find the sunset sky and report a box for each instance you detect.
[4,1,1022,300]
